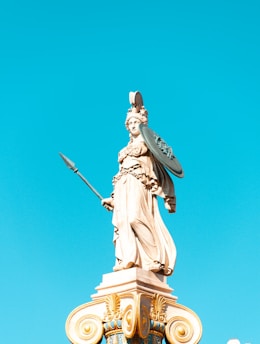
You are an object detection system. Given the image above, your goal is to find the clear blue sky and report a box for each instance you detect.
[0,1,259,343]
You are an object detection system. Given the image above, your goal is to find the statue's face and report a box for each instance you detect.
[127,117,141,137]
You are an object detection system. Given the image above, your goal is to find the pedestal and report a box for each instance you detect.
[66,268,202,344]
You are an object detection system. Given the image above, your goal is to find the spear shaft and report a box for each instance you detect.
[59,152,103,201]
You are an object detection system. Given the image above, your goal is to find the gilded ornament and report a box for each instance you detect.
[72,314,103,344]
[104,294,122,321]
[122,304,137,338]
[150,294,166,322]
[165,316,193,344]
[137,304,150,339]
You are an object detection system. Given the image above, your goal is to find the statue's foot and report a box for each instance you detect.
[113,261,135,271]
[123,261,135,269]
[163,267,173,276]
[113,265,124,272]
[113,258,123,272]
[149,261,162,273]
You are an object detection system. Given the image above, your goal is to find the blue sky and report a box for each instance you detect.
[0,1,259,343]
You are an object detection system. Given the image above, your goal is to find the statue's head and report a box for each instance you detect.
[125,91,148,130]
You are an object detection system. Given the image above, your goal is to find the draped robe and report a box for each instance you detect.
[112,138,176,275]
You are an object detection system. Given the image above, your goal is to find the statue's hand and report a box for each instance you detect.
[101,197,114,212]
[164,196,176,213]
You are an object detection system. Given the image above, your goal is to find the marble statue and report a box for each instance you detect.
[102,91,178,276]
[65,92,202,344]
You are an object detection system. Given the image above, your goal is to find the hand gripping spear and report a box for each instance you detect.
[59,152,104,201]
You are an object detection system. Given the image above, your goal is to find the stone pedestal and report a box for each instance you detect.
[66,268,202,344]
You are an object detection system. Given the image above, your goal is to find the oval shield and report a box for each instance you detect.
[139,124,184,178]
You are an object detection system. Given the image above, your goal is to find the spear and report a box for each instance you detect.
[59,152,104,201]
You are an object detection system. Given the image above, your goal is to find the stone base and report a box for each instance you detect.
[66,268,202,344]
[92,267,176,300]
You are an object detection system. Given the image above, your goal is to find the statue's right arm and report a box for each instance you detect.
[101,197,114,212]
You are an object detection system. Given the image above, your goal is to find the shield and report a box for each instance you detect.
[139,124,184,178]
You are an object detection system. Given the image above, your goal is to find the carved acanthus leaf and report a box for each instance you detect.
[104,294,122,321]
[150,294,166,322]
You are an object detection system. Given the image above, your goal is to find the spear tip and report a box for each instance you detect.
[59,152,78,172]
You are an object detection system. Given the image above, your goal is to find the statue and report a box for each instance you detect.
[102,91,183,276]
[63,95,203,344]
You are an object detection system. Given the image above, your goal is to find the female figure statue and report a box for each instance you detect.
[102,92,177,276]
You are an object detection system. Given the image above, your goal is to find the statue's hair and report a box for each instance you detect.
[125,106,148,129]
